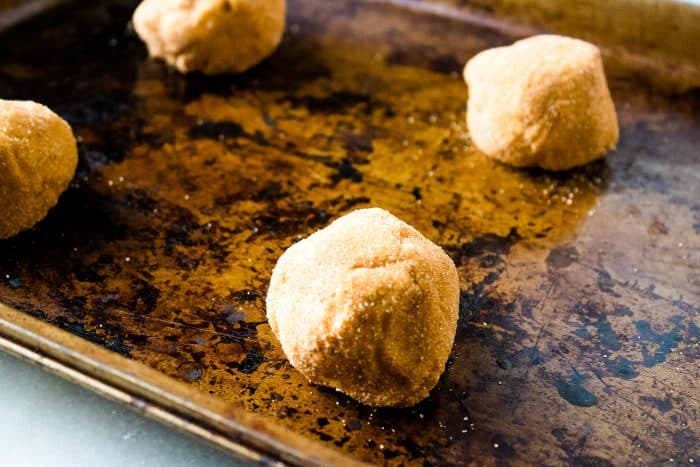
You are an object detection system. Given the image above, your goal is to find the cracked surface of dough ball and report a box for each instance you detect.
[464,35,619,171]
[133,0,286,75]
[0,100,77,240]
[266,208,459,408]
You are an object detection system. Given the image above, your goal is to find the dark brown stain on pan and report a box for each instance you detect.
[0,0,699,465]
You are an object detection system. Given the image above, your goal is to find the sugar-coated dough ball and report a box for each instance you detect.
[266,208,459,408]
[133,0,286,75]
[0,100,77,240]
[464,35,619,171]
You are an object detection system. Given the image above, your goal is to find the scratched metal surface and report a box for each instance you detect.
[0,0,698,465]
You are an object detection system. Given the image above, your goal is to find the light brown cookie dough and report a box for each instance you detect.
[266,208,460,408]
[132,0,286,75]
[463,34,619,171]
[0,100,78,240]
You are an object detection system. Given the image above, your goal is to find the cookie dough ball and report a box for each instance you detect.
[464,35,619,171]
[0,100,78,240]
[133,0,286,75]
[266,208,459,407]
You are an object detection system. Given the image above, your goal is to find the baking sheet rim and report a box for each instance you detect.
[0,304,364,467]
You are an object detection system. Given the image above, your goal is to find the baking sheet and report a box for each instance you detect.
[0,0,698,464]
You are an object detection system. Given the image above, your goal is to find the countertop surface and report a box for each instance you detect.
[0,351,244,467]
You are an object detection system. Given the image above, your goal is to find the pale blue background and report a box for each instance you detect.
[0,351,244,466]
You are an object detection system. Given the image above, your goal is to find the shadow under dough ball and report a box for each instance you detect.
[0,100,78,240]
[464,34,619,171]
[266,208,460,408]
[132,0,286,75]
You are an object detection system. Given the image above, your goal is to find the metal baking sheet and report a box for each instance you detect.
[0,0,698,464]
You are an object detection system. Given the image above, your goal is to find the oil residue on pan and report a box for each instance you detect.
[0,0,698,465]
